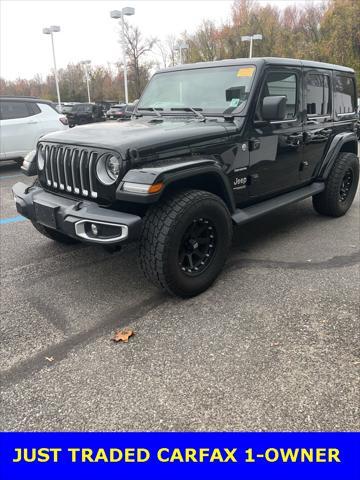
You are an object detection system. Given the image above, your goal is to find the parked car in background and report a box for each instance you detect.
[117,102,137,121]
[60,102,80,114]
[66,103,105,127]
[0,96,68,165]
[106,104,127,120]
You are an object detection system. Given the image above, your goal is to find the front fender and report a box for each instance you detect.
[116,158,235,212]
[318,132,358,179]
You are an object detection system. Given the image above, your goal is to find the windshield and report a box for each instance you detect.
[138,65,256,115]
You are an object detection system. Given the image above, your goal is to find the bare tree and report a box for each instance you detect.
[123,22,156,98]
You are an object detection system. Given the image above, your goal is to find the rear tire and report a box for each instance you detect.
[31,221,79,244]
[139,189,232,297]
[313,152,359,217]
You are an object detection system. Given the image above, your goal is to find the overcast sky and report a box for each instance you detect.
[1,0,321,80]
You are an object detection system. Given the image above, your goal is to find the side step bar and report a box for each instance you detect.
[232,182,325,225]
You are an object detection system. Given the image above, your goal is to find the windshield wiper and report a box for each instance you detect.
[170,107,205,120]
[137,107,163,117]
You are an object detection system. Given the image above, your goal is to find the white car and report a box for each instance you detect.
[0,97,69,165]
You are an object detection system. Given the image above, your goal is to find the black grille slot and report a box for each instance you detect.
[39,143,107,199]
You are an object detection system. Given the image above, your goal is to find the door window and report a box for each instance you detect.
[259,71,298,119]
[0,101,31,120]
[305,74,331,116]
[334,75,356,114]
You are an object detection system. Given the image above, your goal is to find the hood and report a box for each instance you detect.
[41,117,239,160]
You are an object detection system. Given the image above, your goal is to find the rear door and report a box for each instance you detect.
[248,67,304,198]
[0,100,40,159]
[301,68,333,182]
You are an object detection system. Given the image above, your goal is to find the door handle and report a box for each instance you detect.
[320,128,332,135]
[288,133,303,145]
[28,121,38,124]
[249,138,261,151]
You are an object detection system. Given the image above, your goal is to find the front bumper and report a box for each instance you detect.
[12,182,142,245]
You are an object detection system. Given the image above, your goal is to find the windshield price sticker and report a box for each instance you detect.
[237,67,255,77]
[230,98,240,107]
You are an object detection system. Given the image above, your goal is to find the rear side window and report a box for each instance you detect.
[27,102,41,115]
[0,101,31,120]
[260,71,298,119]
[334,75,356,114]
[305,73,331,116]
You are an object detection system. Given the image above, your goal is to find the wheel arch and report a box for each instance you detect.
[319,132,358,179]
[117,160,236,213]
[160,170,235,213]
[339,139,358,155]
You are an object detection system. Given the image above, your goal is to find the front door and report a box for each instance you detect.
[248,67,303,198]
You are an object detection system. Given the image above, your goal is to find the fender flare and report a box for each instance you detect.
[318,132,358,179]
[116,158,236,213]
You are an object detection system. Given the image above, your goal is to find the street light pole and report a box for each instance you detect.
[120,15,128,104]
[176,43,188,64]
[43,26,61,108]
[241,34,263,58]
[110,7,135,104]
[81,60,91,103]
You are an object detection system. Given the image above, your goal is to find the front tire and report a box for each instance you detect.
[139,190,232,297]
[313,152,359,217]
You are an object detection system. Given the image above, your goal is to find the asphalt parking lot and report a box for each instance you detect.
[0,160,359,432]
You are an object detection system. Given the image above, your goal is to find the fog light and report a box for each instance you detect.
[91,223,99,236]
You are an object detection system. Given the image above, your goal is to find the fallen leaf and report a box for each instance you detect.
[112,328,135,343]
[45,356,54,362]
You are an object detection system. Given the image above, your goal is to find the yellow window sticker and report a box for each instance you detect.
[237,67,255,77]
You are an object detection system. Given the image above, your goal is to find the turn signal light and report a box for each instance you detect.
[148,182,164,194]
[122,181,164,194]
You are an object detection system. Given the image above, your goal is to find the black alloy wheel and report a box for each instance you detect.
[178,217,217,276]
[339,168,353,202]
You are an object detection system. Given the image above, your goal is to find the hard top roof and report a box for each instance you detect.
[157,57,354,74]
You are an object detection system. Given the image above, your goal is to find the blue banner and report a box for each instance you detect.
[0,432,359,479]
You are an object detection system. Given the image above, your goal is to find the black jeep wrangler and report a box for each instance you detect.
[13,58,359,297]
[66,103,105,127]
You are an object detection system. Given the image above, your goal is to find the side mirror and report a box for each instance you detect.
[261,95,287,121]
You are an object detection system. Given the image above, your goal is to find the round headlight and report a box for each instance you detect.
[106,156,120,180]
[96,155,121,185]
[37,149,45,171]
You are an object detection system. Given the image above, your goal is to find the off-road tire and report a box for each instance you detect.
[313,152,359,217]
[139,189,232,297]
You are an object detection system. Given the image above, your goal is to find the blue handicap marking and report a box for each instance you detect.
[0,215,27,225]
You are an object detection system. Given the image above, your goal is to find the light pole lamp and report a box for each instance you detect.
[80,60,92,103]
[110,7,135,104]
[241,34,263,58]
[43,25,61,108]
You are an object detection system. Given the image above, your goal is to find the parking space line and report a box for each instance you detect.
[0,174,24,180]
[0,215,27,225]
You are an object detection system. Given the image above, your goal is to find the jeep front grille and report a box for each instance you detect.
[39,143,116,199]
